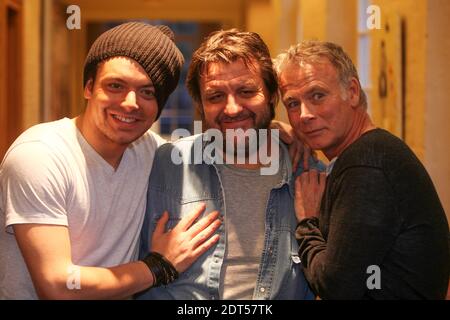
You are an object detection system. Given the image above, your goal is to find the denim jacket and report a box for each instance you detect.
[137,134,322,300]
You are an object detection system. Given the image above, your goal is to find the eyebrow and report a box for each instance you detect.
[304,85,327,95]
[286,84,326,95]
[205,79,259,89]
[282,84,327,100]
[103,77,154,88]
[235,79,259,87]
[140,84,155,89]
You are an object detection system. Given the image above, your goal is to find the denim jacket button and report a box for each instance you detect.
[259,287,266,293]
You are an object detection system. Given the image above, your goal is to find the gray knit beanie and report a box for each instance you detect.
[83,22,184,119]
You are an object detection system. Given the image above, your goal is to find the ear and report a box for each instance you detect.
[84,79,94,99]
[347,77,361,108]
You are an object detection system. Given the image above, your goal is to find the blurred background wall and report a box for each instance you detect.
[1,0,449,223]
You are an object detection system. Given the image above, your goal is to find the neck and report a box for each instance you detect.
[324,108,376,160]
[75,115,126,170]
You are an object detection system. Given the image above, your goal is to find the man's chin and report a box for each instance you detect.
[307,140,328,152]
[109,133,143,146]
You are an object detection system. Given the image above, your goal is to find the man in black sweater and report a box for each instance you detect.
[273,41,449,299]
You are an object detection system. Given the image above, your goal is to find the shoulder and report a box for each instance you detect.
[7,118,74,148]
[336,129,414,171]
[154,134,202,159]
[0,127,73,230]
[146,130,167,147]
[0,140,71,193]
[4,118,79,161]
[330,128,425,193]
[149,134,208,183]
[0,119,80,200]
[131,129,167,152]
[1,119,76,171]
[354,128,408,152]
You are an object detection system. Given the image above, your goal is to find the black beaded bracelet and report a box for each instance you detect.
[141,252,179,287]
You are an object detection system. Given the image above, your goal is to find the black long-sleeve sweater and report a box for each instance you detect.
[296,128,449,299]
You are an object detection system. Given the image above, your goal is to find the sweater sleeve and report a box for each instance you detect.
[295,166,401,299]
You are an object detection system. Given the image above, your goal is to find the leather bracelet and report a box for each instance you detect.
[141,252,179,287]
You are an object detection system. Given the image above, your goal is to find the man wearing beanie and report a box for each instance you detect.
[0,22,221,299]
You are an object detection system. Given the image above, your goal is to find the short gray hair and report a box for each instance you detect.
[273,40,367,109]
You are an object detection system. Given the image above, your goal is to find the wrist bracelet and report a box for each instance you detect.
[141,252,179,287]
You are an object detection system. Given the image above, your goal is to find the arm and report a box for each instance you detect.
[14,224,152,300]
[14,204,220,299]
[2,142,135,299]
[295,167,400,299]
[3,142,220,299]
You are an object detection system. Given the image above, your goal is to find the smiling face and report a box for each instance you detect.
[199,59,273,153]
[279,59,360,159]
[83,57,158,151]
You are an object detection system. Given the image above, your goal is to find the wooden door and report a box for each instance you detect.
[0,0,23,160]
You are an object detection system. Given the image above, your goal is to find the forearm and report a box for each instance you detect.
[75,261,153,299]
[37,260,153,300]
[295,168,400,299]
[295,217,337,298]
[296,218,373,299]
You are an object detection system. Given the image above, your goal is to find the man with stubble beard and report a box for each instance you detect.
[138,29,322,300]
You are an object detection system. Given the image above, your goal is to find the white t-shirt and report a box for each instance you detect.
[0,118,165,299]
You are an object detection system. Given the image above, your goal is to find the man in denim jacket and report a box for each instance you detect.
[138,29,323,300]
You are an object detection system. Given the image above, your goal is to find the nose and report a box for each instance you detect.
[121,90,139,110]
[223,95,242,117]
[299,102,315,123]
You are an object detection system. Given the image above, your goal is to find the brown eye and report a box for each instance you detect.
[240,89,256,98]
[312,92,325,101]
[107,83,123,91]
[286,100,300,109]
[140,89,155,100]
[207,93,223,103]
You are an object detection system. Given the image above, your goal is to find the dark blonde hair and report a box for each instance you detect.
[273,40,367,109]
[186,29,278,119]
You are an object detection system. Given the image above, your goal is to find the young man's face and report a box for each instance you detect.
[84,57,158,147]
[279,59,358,159]
[199,59,273,153]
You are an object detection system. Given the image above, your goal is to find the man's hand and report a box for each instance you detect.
[270,120,314,172]
[151,203,221,273]
[270,119,295,145]
[295,169,326,221]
